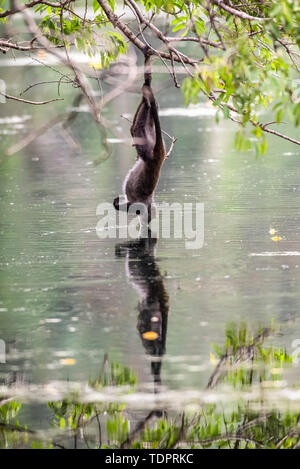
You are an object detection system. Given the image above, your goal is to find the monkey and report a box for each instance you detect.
[113,55,166,223]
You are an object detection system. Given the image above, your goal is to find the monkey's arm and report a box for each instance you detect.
[113,197,131,212]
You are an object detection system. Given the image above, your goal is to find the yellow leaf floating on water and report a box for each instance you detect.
[60,358,76,366]
[269,228,277,235]
[210,353,218,366]
[89,62,102,69]
[142,331,158,341]
[271,368,282,375]
[272,236,282,242]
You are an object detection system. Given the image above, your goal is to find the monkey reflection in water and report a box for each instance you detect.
[115,232,169,388]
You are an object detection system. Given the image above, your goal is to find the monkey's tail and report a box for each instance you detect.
[144,49,152,87]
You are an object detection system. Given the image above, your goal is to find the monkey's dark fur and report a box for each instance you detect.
[115,232,169,386]
[113,56,166,222]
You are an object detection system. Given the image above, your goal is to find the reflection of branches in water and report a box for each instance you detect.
[206,327,272,389]
[0,324,299,449]
[121,410,162,449]
[117,324,300,450]
[0,422,35,434]
[2,335,300,449]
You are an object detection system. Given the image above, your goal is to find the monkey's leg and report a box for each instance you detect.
[131,96,156,162]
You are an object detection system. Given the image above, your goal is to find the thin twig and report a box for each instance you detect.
[20,80,71,96]
[0,91,63,105]
[211,0,267,21]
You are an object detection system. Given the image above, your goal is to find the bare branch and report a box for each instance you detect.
[0,39,67,51]
[20,80,71,96]
[166,135,177,158]
[0,0,73,18]
[18,0,102,124]
[0,91,63,105]
[165,36,222,48]
[211,0,267,21]
[253,120,300,146]
[170,52,180,88]
[276,38,300,73]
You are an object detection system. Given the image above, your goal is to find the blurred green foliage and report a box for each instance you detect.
[1,0,299,153]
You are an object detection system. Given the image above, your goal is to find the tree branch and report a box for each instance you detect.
[0,0,73,18]
[0,91,63,105]
[0,39,67,51]
[211,0,267,21]
[208,92,300,147]
[165,37,221,49]
[18,0,102,124]
[96,0,198,66]
[253,121,300,146]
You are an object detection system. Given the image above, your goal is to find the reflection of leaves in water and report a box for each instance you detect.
[209,322,293,389]
[44,357,137,447]
[0,400,22,425]
[89,355,137,389]
[2,328,300,449]
[0,399,34,449]
[105,414,129,447]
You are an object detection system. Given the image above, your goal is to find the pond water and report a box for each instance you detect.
[1,54,300,448]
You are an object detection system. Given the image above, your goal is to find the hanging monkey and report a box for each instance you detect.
[113,54,166,223]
